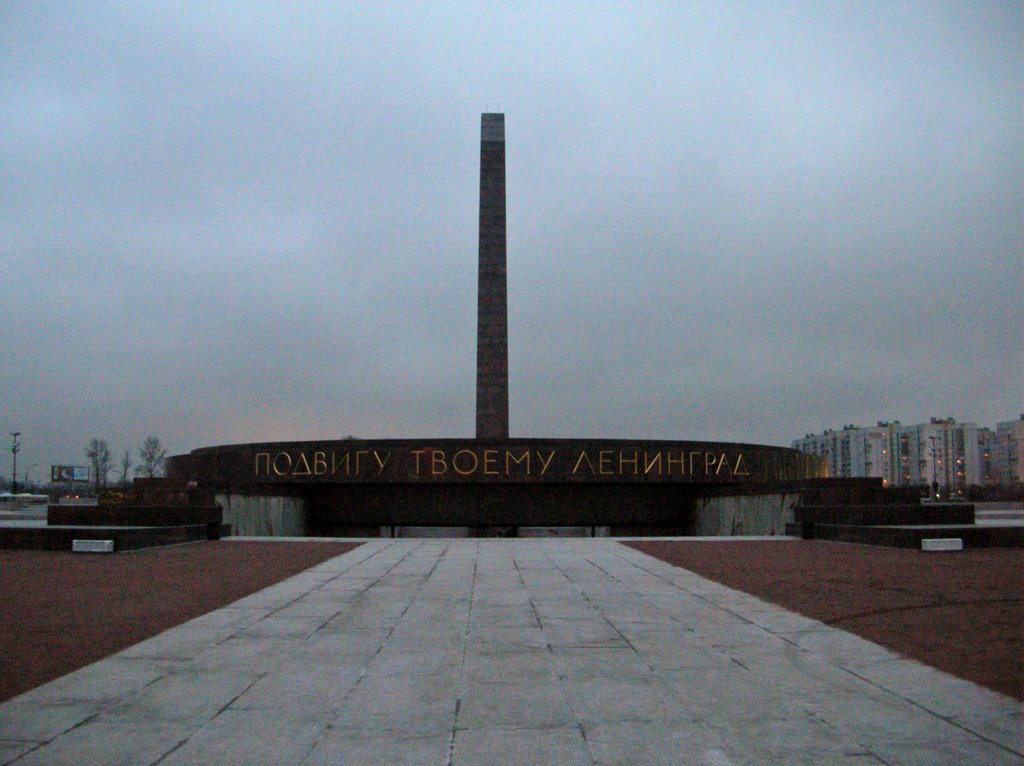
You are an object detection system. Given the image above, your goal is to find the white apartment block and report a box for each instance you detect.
[792,422,903,486]
[978,428,1000,485]
[992,416,1024,486]
[793,416,1013,496]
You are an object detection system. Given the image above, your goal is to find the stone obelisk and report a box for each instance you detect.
[475,113,509,439]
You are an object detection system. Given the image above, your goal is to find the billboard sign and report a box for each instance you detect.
[51,465,91,483]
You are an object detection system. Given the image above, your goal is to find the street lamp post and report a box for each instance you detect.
[10,432,21,495]
[928,435,939,500]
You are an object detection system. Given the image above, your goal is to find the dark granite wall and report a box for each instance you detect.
[304,482,699,534]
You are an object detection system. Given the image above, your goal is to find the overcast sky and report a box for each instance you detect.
[2,1,1021,479]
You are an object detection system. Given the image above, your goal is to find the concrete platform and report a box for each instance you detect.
[0,539,1020,765]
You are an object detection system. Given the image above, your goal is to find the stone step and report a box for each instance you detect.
[793,504,974,527]
[798,485,921,507]
[810,523,1023,549]
[0,524,217,552]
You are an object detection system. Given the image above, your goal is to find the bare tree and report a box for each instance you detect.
[85,439,111,494]
[118,449,133,488]
[138,436,167,478]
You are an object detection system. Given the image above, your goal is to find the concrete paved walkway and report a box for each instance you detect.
[0,540,1020,765]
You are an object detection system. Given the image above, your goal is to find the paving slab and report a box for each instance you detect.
[1,539,1020,765]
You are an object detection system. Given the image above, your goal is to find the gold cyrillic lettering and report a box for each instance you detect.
[411,450,426,474]
[373,451,390,475]
[715,452,728,475]
[572,451,596,475]
[354,451,368,475]
[272,452,293,476]
[333,452,350,476]
[704,452,717,474]
[506,450,530,474]
[536,450,556,475]
[667,451,684,475]
[689,451,702,474]
[431,450,447,476]
[255,452,270,476]
[293,453,312,476]
[618,451,638,475]
[453,449,478,476]
[313,452,327,475]
[598,450,614,475]
[483,450,500,475]
[733,453,749,476]
[644,452,662,475]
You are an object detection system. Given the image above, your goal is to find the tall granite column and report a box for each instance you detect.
[475,113,509,440]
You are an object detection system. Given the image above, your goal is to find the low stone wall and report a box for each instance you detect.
[0,524,210,552]
[47,505,221,527]
[214,494,308,537]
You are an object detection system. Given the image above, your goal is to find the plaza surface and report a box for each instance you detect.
[0,539,1020,765]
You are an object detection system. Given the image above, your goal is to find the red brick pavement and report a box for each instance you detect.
[0,541,359,703]
[627,540,1023,701]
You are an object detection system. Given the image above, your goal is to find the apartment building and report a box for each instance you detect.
[992,416,1024,486]
[794,417,992,497]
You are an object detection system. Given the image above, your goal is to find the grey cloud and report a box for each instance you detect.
[1,1,1020,474]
